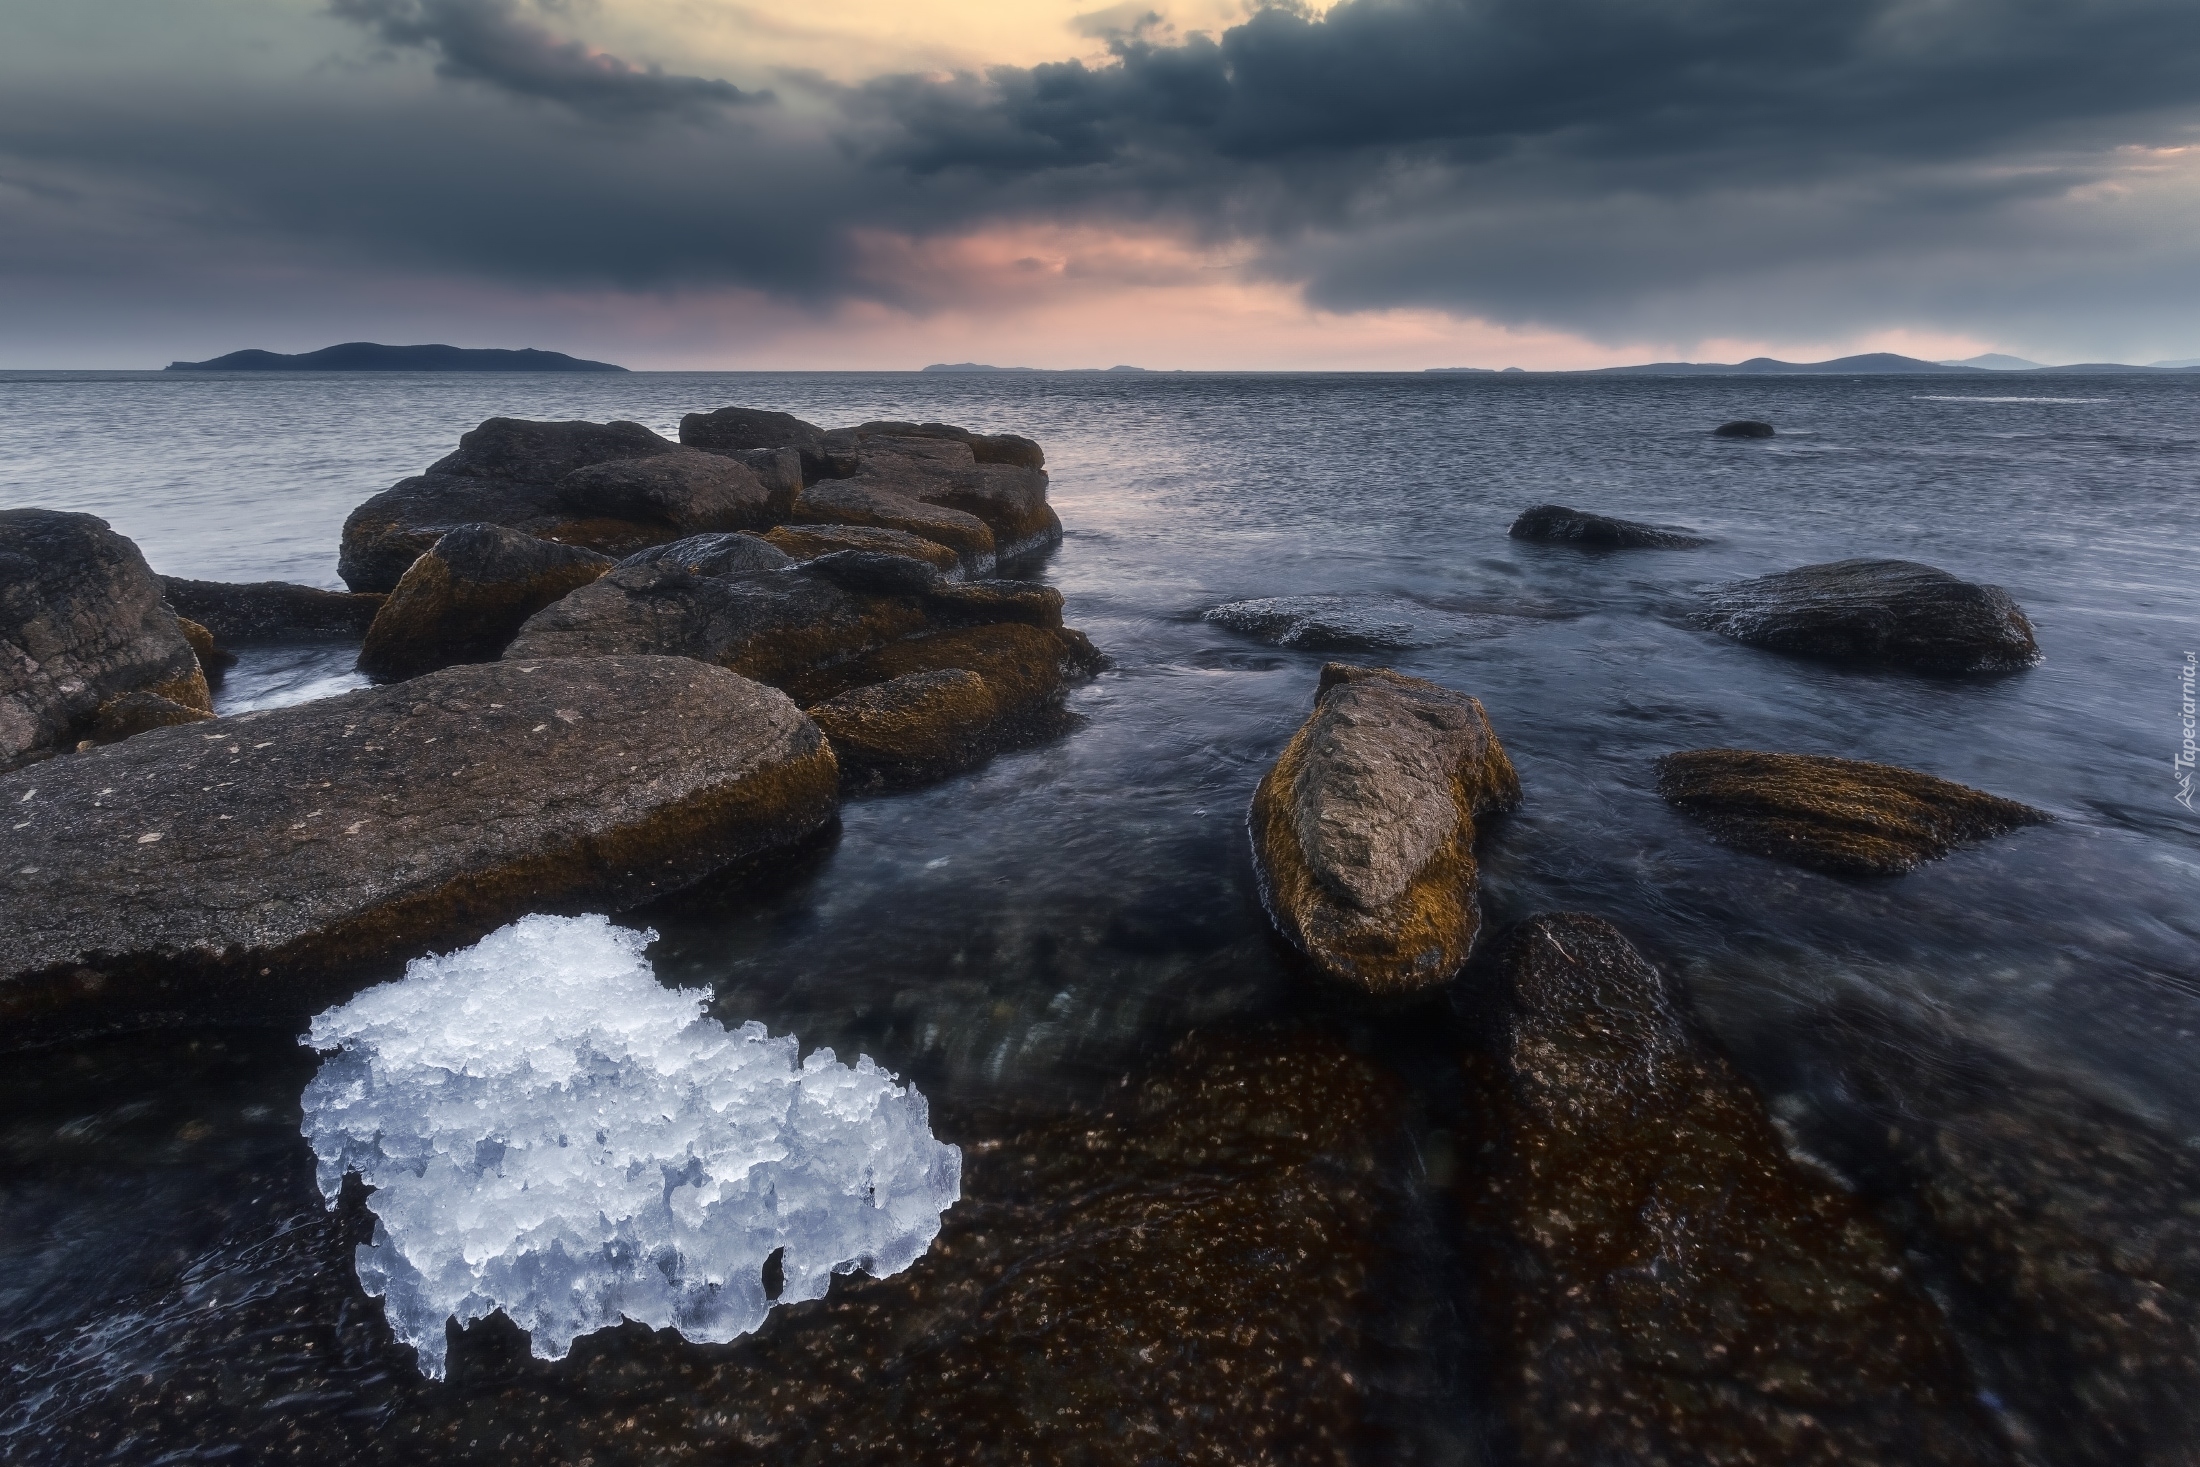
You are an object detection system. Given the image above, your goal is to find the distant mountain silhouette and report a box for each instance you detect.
[164,342,626,372]
[1586,352,1985,376]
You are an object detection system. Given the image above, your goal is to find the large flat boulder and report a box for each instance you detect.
[1461,914,2009,1466]
[1701,558,2041,673]
[356,525,615,680]
[3,509,210,769]
[1656,747,2049,875]
[823,433,1059,560]
[680,405,830,479]
[338,418,695,592]
[792,479,999,572]
[0,656,837,1041]
[1249,664,1519,992]
[502,559,932,688]
[159,576,385,642]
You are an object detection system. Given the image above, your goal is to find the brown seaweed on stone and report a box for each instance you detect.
[1656,747,2048,875]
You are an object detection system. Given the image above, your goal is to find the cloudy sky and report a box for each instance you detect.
[5,0,2200,368]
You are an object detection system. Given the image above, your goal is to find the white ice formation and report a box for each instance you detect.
[299,913,961,1379]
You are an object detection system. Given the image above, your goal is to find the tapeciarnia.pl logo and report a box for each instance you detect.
[2178,650,2197,812]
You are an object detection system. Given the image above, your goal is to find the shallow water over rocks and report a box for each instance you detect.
[1,369,2196,1462]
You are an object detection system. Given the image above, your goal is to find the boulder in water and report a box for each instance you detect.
[616,531,791,578]
[356,525,615,680]
[824,433,1059,561]
[1204,595,1421,650]
[0,656,838,1041]
[1461,914,2010,1466]
[1508,503,1710,549]
[1656,748,2048,875]
[807,668,1005,787]
[1701,558,2041,673]
[792,479,998,572]
[2,509,211,769]
[762,523,964,579]
[785,621,1100,723]
[159,576,386,641]
[1714,419,1776,437]
[680,406,830,479]
[1248,664,1520,992]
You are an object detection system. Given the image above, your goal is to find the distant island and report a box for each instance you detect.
[922,363,1159,374]
[1425,352,2200,376]
[165,342,626,373]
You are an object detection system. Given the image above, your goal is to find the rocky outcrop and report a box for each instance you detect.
[680,405,829,478]
[1714,419,1776,437]
[85,689,215,743]
[338,418,729,592]
[502,559,933,689]
[762,524,963,579]
[159,576,386,641]
[825,433,1060,561]
[1248,665,1520,992]
[356,525,615,680]
[1508,503,1710,548]
[1461,914,2009,1466]
[1656,748,2048,875]
[808,669,1006,787]
[822,418,1046,472]
[0,656,838,1041]
[925,580,1065,629]
[784,621,1100,719]
[616,531,791,577]
[3,509,211,769]
[791,479,998,572]
[1702,558,2041,673]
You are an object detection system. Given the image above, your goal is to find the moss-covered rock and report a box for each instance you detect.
[763,523,964,578]
[0,656,838,1042]
[1461,914,2010,1466]
[1656,748,2048,875]
[786,621,1100,720]
[357,524,615,680]
[86,689,215,745]
[1249,664,1520,993]
[808,668,1004,787]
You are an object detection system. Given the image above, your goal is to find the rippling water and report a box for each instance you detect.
[2,369,2196,1461]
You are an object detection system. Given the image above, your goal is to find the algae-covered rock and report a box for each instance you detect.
[1461,914,2010,1467]
[0,656,837,1041]
[356,525,615,680]
[3,509,211,769]
[1249,664,1519,993]
[1656,748,2048,875]
[786,621,1100,722]
[1701,558,2041,673]
[809,668,1004,787]
[159,576,386,641]
[1508,503,1709,549]
[86,689,215,744]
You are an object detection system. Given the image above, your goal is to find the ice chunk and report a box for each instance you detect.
[299,913,961,1379]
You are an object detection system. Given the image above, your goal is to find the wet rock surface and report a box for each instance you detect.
[763,523,965,578]
[1802,1017,2200,1467]
[1207,595,1423,650]
[1459,914,2010,1467]
[3,509,210,769]
[337,418,684,591]
[616,530,792,577]
[159,575,386,641]
[793,478,998,570]
[0,1027,1435,1466]
[681,404,830,475]
[1250,665,1520,993]
[785,621,1101,723]
[1656,748,2049,875]
[0,656,838,1041]
[825,432,1059,560]
[1701,558,2041,673]
[1508,503,1710,549]
[809,669,1003,787]
[356,524,614,680]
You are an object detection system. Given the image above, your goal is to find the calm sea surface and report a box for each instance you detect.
[2,369,2196,1459]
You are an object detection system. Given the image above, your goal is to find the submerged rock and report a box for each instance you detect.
[338,418,692,592]
[1656,748,2049,875]
[3,509,211,769]
[1812,1018,2200,1467]
[762,523,963,579]
[1714,419,1776,438]
[1508,503,1710,549]
[1204,595,1421,651]
[808,668,1005,788]
[1702,558,2041,673]
[1461,914,2009,1466]
[1249,664,1520,993]
[356,525,615,680]
[159,575,386,641]
[0,656,837,1041]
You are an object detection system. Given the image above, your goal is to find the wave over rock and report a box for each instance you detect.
[302,914,960,1379]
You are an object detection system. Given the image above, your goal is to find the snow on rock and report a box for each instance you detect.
[299,913,961,1379]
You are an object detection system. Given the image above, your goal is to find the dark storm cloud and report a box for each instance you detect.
[327,0,764,119]
[6,0,2200,351]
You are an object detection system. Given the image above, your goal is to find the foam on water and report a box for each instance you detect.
[298,914,961,1379]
